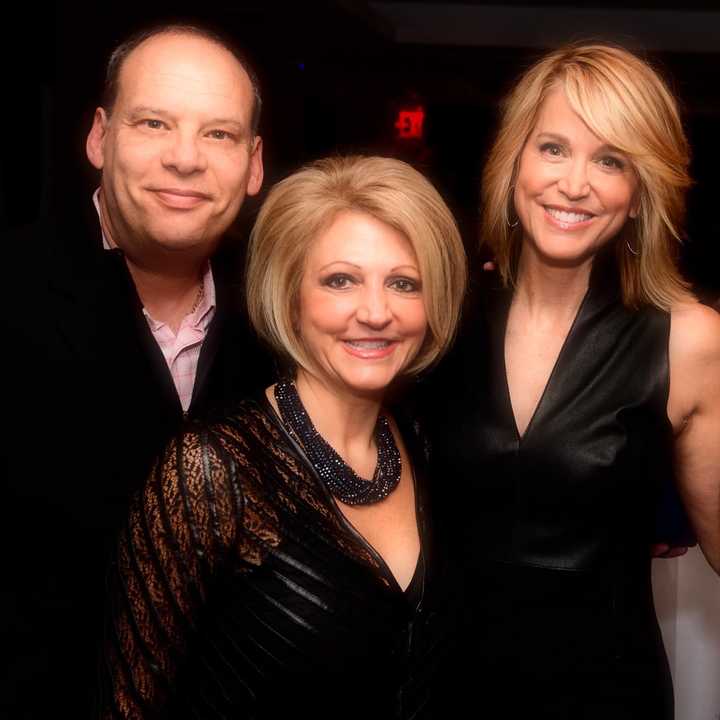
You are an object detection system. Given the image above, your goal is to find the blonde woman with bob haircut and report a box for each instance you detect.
[101,155,467,719]
[246,155,465,376]
[429,43,720,719]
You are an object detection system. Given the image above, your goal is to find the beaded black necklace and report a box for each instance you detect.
[274,380,401,506]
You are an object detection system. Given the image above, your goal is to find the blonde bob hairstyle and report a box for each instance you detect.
[246,155,467,377]
[481,43,692,310]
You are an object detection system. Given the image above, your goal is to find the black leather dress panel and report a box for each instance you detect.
[427,263,675,718]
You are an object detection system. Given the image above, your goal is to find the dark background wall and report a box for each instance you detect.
[6,1,720,302]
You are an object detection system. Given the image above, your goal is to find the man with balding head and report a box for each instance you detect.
[4,25,271,715]
[85,25,264,419]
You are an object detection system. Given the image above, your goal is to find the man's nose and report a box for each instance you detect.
[161,131,208,175]
[557,158,590,200]
[356,286,392,328]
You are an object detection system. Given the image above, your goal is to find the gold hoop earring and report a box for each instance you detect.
[626,239,639,256]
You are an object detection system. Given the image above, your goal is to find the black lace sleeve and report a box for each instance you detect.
[99,427,243,718]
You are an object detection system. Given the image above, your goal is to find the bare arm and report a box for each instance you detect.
[668,303,720,574]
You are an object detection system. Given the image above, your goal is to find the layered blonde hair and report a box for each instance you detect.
[246,155,467,375]
[481,43,692,310]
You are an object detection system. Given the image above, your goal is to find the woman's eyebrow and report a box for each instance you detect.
[535,132,570,144]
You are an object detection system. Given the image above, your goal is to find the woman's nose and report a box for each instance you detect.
[557,159,590,200]
[356,287,392,328]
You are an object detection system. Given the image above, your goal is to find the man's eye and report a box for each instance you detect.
[208,130,233,141]
[324,274,354,289]
[143,119,166,130]
[389,277,420,293]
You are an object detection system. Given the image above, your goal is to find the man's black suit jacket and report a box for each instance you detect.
[3,200,273,717]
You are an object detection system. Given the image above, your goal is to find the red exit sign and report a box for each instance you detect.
[394,106,425,140]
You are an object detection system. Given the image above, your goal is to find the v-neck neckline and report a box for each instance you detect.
[500,285,591,443]
[258,393,426,600]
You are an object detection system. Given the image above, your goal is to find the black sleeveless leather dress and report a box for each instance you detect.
[427,261,675,719]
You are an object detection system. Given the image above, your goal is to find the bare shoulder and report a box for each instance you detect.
[670,301,720,366]
[669,301,720,422]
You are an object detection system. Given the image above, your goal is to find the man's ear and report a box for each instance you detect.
[246,136,264,197]
[86,107,109,170]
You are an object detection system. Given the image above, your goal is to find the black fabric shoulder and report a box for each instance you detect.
[100,424,248,717]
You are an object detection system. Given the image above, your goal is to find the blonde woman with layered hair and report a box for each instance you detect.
[101,155,468,719]
[482,43,691,310]
[429,43,720,719]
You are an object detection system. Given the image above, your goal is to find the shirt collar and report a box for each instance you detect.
[141,264,216,331]
[92,188,116,251]
[93,187,217,329]
[192,261,217,328]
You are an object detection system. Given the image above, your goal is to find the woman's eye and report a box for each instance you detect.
[389,277,420,293]
[540,142,564,157]
[598,155,625,170]
[324,274,354,289]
